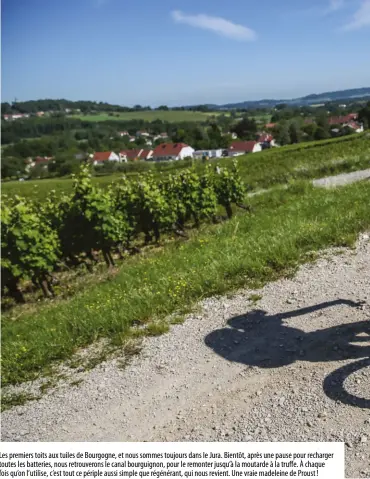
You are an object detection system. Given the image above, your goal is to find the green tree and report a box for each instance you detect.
[288,122,302,144]
[1,157,26,179]
[314,126,330,141]
[232,117,257,140]
[275,122,291,146]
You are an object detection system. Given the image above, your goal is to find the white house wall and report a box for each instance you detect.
[178,146,195,159]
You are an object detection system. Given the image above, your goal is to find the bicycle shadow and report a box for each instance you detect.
[205,299,370,408]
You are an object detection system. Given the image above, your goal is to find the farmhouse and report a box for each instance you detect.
[228,141,262,157]
[345,121,364,133]
[328,113,358,125]
[92,151,120,165]
[152,143,194,161]
[120,149,153,161]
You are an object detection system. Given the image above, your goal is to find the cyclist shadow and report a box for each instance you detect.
[205,299,370,408]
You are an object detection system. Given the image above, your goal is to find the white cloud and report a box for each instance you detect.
[328,0,345,12]
[342,0,370,30]
[171,10,257,41]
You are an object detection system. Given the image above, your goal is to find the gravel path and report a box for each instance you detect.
[2,233,370,478]
[313,169,370,188]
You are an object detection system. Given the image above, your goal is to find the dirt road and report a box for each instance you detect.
[2,234,370,478]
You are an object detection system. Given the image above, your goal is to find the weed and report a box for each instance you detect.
[248,294,263,303]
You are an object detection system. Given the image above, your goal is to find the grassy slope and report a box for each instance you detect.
[2,180,370,387]
[3,134,370,200]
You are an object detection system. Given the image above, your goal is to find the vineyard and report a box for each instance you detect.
[2,133,370,201]
[1,162,246,304]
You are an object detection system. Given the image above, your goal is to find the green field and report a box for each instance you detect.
[68,110,223,123]
[68,110,270,124]
[3,134,370,201]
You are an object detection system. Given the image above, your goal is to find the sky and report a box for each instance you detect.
[2,0,370,107]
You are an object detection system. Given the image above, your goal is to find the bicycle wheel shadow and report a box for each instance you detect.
[204,299,370,408]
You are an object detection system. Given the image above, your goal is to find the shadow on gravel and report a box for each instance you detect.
[205,299,370,408]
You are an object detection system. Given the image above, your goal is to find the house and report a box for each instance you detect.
[228,141,262,157]
[265,122,277,129]
[153,132,169,141]
[257,133,277,148]
[92,151,120,165]
[128,136,136,142]
[344,121,364,133]
[194,149,223,159]
[3,113,30,120]
[118,131,129,137]
[29,156,54,170]
[136,130,150,137]
[152,143,194,161]
[328,113,358,125]
[36,111,45,117]
[75,153,87,161]
[119,149,153,161]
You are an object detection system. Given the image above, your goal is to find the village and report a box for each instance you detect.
[24,112,364,172]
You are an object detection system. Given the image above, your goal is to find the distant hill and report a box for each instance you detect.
[187,87,370,110]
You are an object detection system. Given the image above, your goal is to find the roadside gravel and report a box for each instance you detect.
[313,169,370,188]
[2,233,370,479]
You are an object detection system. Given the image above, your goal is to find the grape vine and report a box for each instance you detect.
[1,161,247,303]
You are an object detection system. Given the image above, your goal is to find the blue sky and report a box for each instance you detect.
[2,0,370,106]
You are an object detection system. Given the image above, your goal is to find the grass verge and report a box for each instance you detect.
[2,179,370,389]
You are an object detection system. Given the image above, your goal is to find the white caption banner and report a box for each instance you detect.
[0,442,344,479]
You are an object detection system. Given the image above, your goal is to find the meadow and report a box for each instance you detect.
[68,110,222,123]
[68,110,270,123]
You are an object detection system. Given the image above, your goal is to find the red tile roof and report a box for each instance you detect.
[258,134,273,143]
[93,151,114,162]
[328,113,359,125]
[152,143,189,157]
[265,122,276,129]
[229,141,258,153]
[120,149,152,160]
[346,121,361,129]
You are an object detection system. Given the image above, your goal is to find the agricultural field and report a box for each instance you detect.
[2,133,370,200]
[2,177,370,391]
[68,110,223,123]
[68,110,270,124]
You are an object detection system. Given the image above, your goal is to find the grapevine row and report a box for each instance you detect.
[1,161,246,303]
